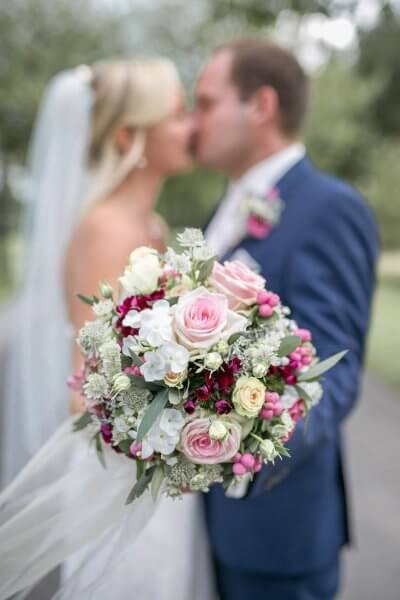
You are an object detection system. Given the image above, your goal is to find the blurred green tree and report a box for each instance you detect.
[0,0,126,291]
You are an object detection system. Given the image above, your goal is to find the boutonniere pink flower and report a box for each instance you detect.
[241,187,284,240]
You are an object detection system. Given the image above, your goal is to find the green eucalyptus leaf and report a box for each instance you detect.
[197,256,216,281]
[151,465,165,502]
[125,468,153,504]
[76,293,96,306]
[73,412,93,432]
[294,384,313,406]
[277,335,302,357]
[298,350,348,382]
[94,433,106,469]
[136,388,169,443]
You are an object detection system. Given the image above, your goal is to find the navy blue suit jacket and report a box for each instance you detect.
[204,156,379,575]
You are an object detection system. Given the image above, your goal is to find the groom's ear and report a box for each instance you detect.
[249,85,279,128]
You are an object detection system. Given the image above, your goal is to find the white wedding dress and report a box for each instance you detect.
[0,67,217,600]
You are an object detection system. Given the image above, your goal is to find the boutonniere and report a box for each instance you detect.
[241,187,284,239]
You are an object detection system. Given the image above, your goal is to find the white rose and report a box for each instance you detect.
[204,352,223,371]
[259,439,278,462]
[209,420,228,440]
[112,374,131,393]
[119,247,162,295]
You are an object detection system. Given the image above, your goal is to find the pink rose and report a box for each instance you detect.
[209,260,266,310]
[180,418,241,464]
[173,287,247,351]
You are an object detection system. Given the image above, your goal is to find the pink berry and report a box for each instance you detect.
[296,328,312,342]
[268,293,280,307]
[233,453,242,463]
[290,352,302,362]
[240,453,256,471]
[256,291,271,305]
[265,391,279,403]
[302,356,312,365]
[254,458,263,472]
[232,462,247,476]
[273,402,283,416]
[261,408,274,420]
[259,304,273,318]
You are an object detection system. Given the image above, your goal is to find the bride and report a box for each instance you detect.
[0,59,216,599]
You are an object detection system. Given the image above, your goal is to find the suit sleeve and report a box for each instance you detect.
[249,192,379,496]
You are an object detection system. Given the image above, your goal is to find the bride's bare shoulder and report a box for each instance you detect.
[69,204,147,257]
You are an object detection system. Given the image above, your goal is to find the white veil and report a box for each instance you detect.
[1,66,94,487]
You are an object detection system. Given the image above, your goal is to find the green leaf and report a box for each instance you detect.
[95,433,106,468]
[73,412,93,432]
[227,332,243,345]
[76,293,96,306]
[136,388,169,443]
[129,352,143,367]
[125,468,153,504]
[294,384,313,406]
[298,350,348,382]
[151,465,164,502]
[277,335,302,357]
[197,256,216,281]
[118,439,132,456]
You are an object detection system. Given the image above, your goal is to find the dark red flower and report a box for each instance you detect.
[183,399,197,414]
[100,422,112,444]
[195,385,210,402]
[215,399,232,414]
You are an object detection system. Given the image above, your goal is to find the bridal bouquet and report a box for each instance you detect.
[71,229,345,503]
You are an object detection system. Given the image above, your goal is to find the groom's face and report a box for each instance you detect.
[193,50,253,174]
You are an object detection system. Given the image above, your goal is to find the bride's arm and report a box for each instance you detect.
[64,214,146,413]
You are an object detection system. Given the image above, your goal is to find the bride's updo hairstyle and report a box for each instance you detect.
[87,58,181,201]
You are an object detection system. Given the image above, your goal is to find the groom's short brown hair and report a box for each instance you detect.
[216,38,309,135]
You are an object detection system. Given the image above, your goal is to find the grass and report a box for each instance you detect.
[366,273,400,390]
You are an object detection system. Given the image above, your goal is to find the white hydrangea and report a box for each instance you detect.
[141,408,185,458]
[192,245,214,261]
[78,320,112,356]
[123,300,174,347]
[141,341,190,382]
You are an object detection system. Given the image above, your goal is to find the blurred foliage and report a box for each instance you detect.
[0,0,399,300]
[305,62,378,182]
[0,0,126,162]
[358,4,400,136]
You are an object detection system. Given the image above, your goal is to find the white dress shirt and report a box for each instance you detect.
[205,142,306,258]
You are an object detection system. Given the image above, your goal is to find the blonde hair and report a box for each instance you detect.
[87,58,181,202]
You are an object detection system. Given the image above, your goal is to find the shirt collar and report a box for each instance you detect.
[231,142,306,197]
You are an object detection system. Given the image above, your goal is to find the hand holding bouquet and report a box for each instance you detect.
[71,229,346,503]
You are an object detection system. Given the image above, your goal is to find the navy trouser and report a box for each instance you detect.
[215,558,340,600]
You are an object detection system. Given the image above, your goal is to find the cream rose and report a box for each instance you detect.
[210,260,266,310]
[232,376,266,418]
[172,287,247,351]
[119,247,162,295]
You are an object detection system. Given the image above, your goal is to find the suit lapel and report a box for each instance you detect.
[221,156,314,262]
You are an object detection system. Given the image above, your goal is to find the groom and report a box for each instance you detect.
[193,39,379,599]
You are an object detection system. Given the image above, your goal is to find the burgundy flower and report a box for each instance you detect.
[228,357,242,374]
[100,422,112,444]
[183,399,197,414]
[195,385,210,402]
[216,370,235,393]
[215,399,232,415]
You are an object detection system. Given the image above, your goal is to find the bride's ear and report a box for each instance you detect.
[113,125,136,155]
